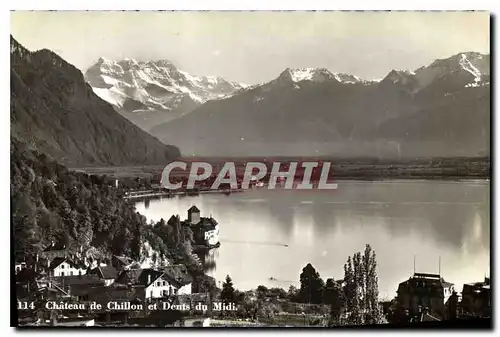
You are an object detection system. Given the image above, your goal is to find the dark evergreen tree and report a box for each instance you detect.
[325,278,345,325]
[221,274,236,303]
[299,263,325,304]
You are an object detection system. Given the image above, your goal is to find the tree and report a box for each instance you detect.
[362,244,383,324]
[221,274,236,303]
[299,263,325,304]
[324,278,345,325]
[256,285,268,300]
[342,245,383,326]
[287,285,299,301]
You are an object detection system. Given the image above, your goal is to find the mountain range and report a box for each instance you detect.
[10,36,180,167]
[144,52,490,158]
[84,58,246,131]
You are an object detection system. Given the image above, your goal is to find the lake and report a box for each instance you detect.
[135,180,490,299]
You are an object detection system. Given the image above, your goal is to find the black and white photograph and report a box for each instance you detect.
[10,9,491,328]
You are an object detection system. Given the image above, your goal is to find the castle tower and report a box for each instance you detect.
[187,205,201,225]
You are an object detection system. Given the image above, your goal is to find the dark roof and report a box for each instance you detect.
[88,285,145,309]
[49,257,66,269]
[115,268,164,287]
[116,267,192,288]
[398,274,453,297]
[90,265,119,280]
[100,265,119,279]
[138,269,164,287]
[115,268,143,285]
[421,312,441,322]
[49,257,86,270]
[188,206,200,213]
[112,255,134,266]
[167,215,179,225]
[52,275,105,287]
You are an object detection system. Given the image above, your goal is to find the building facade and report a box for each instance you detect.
[396,273,455,319]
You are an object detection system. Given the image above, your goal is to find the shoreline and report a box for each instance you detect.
[125,176,489,201]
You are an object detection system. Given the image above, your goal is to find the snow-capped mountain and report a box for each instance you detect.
[150,51,490,158]
[275,67,364,85]
[84,57,247,131]
[381,52,490,91]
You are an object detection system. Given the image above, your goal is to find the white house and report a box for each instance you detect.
[204,222,220,246]
[145,273,192,299]
[115,266,193,300]
[49,257,87,277]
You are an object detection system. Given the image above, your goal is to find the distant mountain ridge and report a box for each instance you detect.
[149,52,490,158]
[10,36,180,167]
[84,57,247,131]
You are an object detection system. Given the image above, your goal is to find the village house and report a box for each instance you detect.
[396,272,456,320]
[49,257,87,277]
[115,265,193,300]
[88,265,119,286]
[186,206,220,247]
[461,277,491,318]
[39,241,68,261]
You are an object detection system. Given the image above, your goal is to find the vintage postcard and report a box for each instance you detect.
[11,10,490,328]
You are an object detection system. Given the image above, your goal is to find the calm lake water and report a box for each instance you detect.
[135,180,490,299]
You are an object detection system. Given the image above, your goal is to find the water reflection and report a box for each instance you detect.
[136,180,490,298]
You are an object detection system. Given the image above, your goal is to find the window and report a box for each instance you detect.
[70,271,73,276]
[163,281,166,286]
[157,281,161,287]
[61,272,64,276]
[61,265,65,269]
[79,270,82,276]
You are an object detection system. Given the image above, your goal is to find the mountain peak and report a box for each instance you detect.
[84,56,246,130]
[279,68,334,83]
[381,69,416,85]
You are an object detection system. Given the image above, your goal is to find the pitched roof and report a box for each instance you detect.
[88,284,145,308]
[52,275,105,287]
[90,265,119,280]
[113,255,135,266]
[138,269,165,287]
[100,265,119,279]
[49,257,86,270]
[398,274,453,297]
[115,268,164,287]
[421,312,441,322]
[115,267,192,288]
[167,215,179,225]
[188,206,200,213]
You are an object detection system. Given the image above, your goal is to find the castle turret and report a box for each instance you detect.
[188,206,201,225]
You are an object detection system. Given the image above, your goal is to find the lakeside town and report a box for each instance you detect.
[15,203,491,327]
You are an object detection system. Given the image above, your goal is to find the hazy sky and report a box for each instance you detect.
[11,11,490,84]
